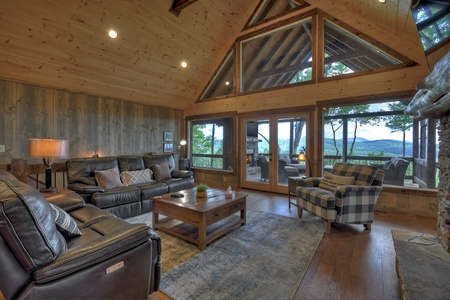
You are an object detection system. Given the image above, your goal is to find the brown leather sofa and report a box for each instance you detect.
[66,153,194,218]
[0,170,161,299]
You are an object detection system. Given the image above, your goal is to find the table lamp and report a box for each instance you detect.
[29,138,69,193]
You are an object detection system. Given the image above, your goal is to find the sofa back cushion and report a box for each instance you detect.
[0,171,66,273]
[66,157,119,185]
[143,154,175,173]
[331,163,378,186]
[117,155,145,172]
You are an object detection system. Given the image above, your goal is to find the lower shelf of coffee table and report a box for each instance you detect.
[155,214,245,248]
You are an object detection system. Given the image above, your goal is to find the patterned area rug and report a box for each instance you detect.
[126,210,323,300]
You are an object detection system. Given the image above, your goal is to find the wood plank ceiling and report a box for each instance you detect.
[0,0,423,110]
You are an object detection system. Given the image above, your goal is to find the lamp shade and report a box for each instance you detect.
[298,151,306,161]
[28,138,69,158]
[180,140,187,146]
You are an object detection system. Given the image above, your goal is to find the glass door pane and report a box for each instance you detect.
[245,119,270,186]
[277,118,307,186]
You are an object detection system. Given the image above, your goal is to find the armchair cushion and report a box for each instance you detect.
[319,171,355,191]
[49,203,82,238]
[94,168,123,189]
[331,163,377,186]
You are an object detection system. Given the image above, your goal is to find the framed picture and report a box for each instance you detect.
[163,131,173,141]
[163,143,173,153]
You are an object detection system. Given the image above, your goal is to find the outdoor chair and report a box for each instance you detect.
[295,163,384,234]
[259,155,270,182]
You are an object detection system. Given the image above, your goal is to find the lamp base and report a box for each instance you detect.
[40,187,58,193]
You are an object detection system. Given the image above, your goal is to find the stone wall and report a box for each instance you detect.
[437,114,450,252]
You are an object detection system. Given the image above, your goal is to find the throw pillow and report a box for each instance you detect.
[49,203,82,238]
[152,163,172,181]
[319,171,355,192]
[121,169,154,186]
[95,168,123,189]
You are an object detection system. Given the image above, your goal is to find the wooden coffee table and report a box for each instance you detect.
[151,188,246,250]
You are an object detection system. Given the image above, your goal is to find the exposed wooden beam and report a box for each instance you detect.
[170,0,198,16]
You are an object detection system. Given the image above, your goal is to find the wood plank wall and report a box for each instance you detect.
[0,79,184,166]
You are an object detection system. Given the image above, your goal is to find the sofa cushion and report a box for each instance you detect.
[152,163,172,181]
[117,155,145,172]
[0,171,67,272]
[331,163,377,186]
[49,203,82,238]
[121,169,154,186]
[143,154,175,173]
[319,171,355,191]
[95,168,123,189]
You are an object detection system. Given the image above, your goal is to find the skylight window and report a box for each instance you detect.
[412,1,450,51]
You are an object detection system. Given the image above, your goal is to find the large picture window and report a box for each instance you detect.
[189,118,234,171]
[323,101,439,189]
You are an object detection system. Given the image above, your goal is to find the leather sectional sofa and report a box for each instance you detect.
[66,153,194,218]
[0,170,161,299]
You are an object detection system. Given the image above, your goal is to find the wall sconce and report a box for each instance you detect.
[297,147,312,176]
[28,138,69,193]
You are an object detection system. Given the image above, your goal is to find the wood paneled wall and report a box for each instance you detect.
[0,79,184,165]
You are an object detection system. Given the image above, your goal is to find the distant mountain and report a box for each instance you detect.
[324,138,413,157]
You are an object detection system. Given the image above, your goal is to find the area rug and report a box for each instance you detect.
[126,210,323,300]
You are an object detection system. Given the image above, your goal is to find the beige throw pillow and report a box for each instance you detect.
[94,168,123,189]
[121,169,154,186]
[152,163,172,181]
[319,171,355,192]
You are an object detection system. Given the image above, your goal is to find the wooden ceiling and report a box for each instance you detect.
[0,0,426,110]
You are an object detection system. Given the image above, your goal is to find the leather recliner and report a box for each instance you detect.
[0,170,161,299]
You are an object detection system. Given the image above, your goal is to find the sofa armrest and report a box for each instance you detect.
[45,192,85,212]
[68,183,105,194]
[172,170,193,178]
[33,223,156,283]
[299,177,322,187]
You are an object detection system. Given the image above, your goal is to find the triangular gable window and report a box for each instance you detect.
[241,18,313,93]
[200,50,235,100]
[246,0,309,28]
[323,20,403,78]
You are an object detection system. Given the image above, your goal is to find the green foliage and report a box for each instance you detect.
[324,104,382,156]
[381,102,412,157]
[196,184,208,192]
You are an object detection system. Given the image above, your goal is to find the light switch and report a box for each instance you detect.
[0,145,5,152]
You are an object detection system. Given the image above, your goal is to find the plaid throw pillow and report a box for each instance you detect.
[120,169,154,186]
[319,171,355,192]
[49,203,82,238]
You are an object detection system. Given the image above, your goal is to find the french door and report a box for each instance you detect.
[241,113,309,193]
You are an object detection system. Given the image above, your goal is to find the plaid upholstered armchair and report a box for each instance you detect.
[296,163,384,234]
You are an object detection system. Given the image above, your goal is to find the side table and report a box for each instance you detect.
[288,176,305,209]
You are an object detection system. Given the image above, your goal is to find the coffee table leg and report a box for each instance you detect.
[241,208,246,225]
[198,215,207,250]
[152,211,159,230]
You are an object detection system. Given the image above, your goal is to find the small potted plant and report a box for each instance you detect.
[196,184,208,198]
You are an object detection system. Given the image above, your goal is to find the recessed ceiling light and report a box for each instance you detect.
[378,0,386,3]
[181,61,188,68]
[108,30,118,39]
[225,81,230,86]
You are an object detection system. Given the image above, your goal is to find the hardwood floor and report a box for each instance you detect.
[2,189,437,300]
